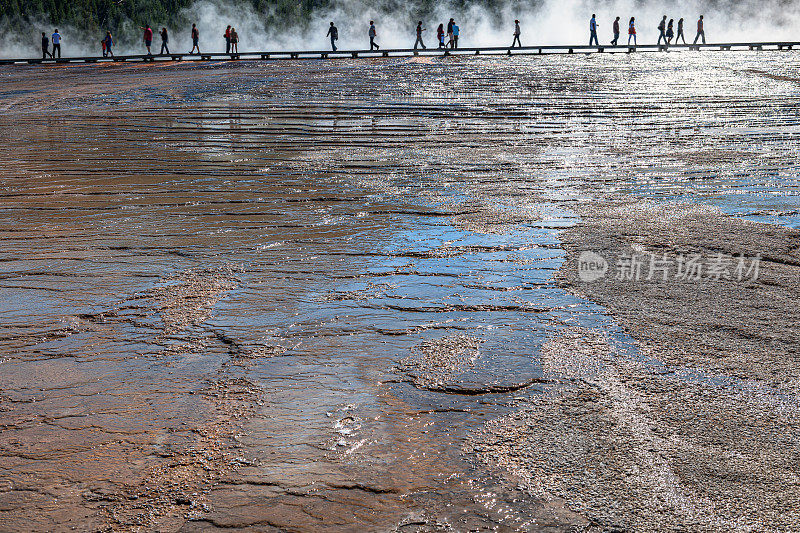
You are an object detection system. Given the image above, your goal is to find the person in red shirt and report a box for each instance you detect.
[224,25,231,54]
[628,17,636,46]
[141,25,153,55]
[693,15,705,44]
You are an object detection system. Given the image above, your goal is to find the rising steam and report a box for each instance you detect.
[2,0,799,57]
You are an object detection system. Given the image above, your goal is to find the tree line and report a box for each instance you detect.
[0,0,325,35]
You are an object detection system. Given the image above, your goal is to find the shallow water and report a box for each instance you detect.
[0,51,799,530]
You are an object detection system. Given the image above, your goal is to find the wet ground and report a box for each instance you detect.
[0,51,798,532]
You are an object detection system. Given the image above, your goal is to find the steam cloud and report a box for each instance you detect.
[3,0,800,57]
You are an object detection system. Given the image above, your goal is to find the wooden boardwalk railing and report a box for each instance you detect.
[2,41,797,65]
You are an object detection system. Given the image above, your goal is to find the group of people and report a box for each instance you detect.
[96,23,200,57]
[136,23,229,56]
[325,19,461,52]
[356,15,706,52]
[409,19,461,49]
[37,14,711,60]
[593,14,706,47]
[40,30,61,59]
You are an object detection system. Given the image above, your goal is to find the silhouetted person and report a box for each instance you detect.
[104,32,114,57]
[452,21,459,48]
[41,32,51,59]
[51,29,61,58]
[512,20,521,48]
[437,23,445,48]
[611,16,620,45]
[230,27,239,53]
[224,25,231,53]
[657,16,667,45]
[414,21,426,49]
[589,14,599,46]
[628,17,637,45]
[666,19,674,44]
[693,15,705,44]
[369,21,379,50]
[327,22,339,51]
[160,28,169,54]
[190,23,200,54]
[675,18,686,44]
[447,18,454,47]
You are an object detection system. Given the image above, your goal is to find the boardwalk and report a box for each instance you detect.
[4,41,799,65]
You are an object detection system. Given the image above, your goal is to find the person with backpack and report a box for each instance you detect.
[657,16,667,45]
[693,15,705,44]
[369,21,379,50]
[327,22,339,51]
[160,27,169,55]
[230,27,239,53]
[611,16,620,45]
[104,32,114,57]
[628,17,637,46]
[190,23,200,54]
[589,14,599,46]
[414,21,426,49]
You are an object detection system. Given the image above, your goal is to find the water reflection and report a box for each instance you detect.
[0,51,798,529]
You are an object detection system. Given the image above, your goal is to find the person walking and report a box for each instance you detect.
[230,27,239,53]
[160,27,169,54]
[675,18,686,44]
[104,31,114,57]
[447,18,454,48]
[327,22,339,51]
[452,21,459,48]
[224,25,231,53]
[51,29,61,58]
[628,17,637,46]
[414,21,426,49]
[437,23,445,48]
[693,15,705,44]
[611,16,620,45]
[657,15,667,45]
[589,14,599,46]
[41,32,51,59]
[512,19,522,48]
[190,23,200,54]
[141,24,153,55]
[666,19,674,44]
[369,21,379,50]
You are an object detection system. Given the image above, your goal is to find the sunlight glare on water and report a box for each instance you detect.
[0,51,798,529]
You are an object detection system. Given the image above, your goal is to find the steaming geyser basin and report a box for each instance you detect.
[0,53,799,532]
